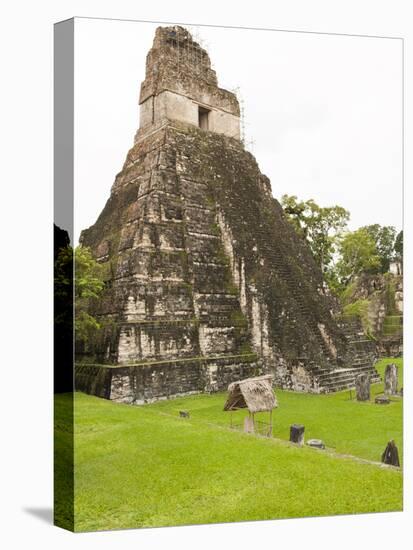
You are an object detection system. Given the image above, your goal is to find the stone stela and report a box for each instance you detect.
[355,373,371,401]
[290,424,305,446]
[384,363,398,395]
[381,440,400,467]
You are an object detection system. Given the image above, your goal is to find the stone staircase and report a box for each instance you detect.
[226,219,381,394]
[312,364,381,393]
[311,316,380,393]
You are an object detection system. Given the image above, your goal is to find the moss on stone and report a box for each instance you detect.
[79,124,372,390]
[343,299,375,338]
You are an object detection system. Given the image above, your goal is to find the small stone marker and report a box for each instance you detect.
[375,395,390,405]
[307,439,325,450]
[179,410,190,418]
[355,373,370,401]
[381,440,400,467]
[290,424,305,446]
[384,363,398,395]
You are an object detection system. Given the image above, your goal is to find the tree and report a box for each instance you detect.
[362,224,396,273]
[55,244,105,343]
[336,228,381,284]
[74,246,105,343]
[394,230,403,261]
[281,195,350,275]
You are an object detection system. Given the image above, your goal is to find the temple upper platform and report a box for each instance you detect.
[135,26,241,142]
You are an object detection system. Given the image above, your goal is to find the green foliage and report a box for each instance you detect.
[336,228,381,284]
[205,194,216,208]
[75,246,105,300]
[238,341,253,354]
[342,299,373,336]
[342,299,369,317]
[382,315,403,336]
[74,246,105,344]
[281,195,401,299]
[214,243,230,266]
[281,194,349,274]
[62,362,402,530]
[225,280,239,295]
[230,309,248,326]
[383,275,397,315]
[54,246,73,295]
[339,270,401,338]
[75,312,102,344]
[394,230,403,260]
[340,281,357,305]
[323,266,345,296]
[362,224,397,273]
[210,222,220,236]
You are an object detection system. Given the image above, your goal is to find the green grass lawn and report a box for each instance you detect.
[147,357,403,463]
[55,357,403,531]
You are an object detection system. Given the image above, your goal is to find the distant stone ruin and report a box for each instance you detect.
[341,272,403,357]
[75,26,379,404]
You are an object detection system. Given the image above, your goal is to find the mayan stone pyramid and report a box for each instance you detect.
[76,26,378,403]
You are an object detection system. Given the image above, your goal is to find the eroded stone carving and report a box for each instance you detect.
[355,373,370,401]
[384,363,398,395]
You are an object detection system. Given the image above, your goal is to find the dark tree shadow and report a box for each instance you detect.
[23,507,54,525]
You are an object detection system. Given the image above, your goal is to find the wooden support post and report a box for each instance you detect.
[244,412,254,433]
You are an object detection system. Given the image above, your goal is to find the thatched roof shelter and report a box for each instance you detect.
[223,375,277,414]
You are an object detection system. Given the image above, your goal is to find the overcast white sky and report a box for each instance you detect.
[74,18,402,245]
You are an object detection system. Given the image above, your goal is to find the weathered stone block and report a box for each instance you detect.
[381,440,400,467]
[375,395,390,405]
[75,358,260,404]
[384,363,398,395]
[290,424,305,446]
[355,373,370,401]
[307,439,325,449]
